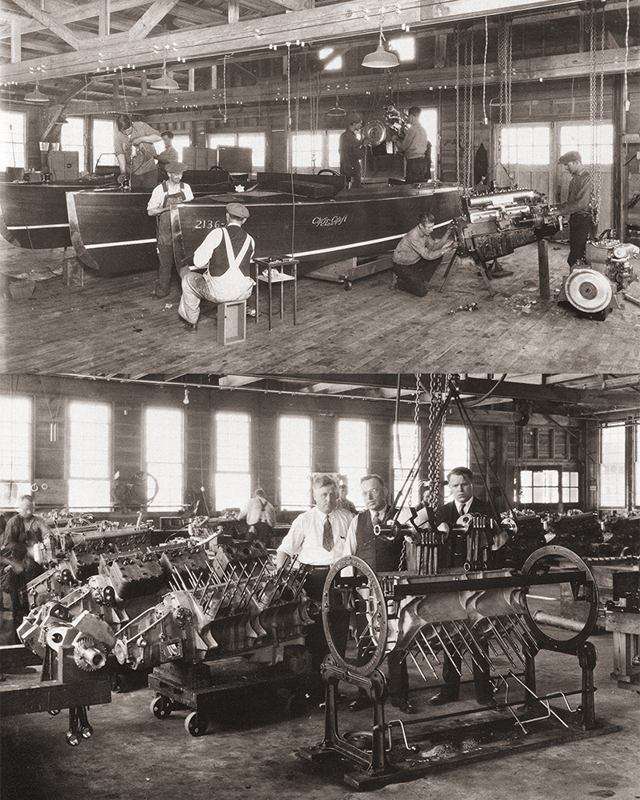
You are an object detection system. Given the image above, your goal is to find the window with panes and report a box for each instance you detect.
[0,395,32,507]
[279,416,312,508]
[0,110,26,171]
[600,424,626,507]
[145,407,184,511]
[68,401,111,511]
[337,419,368,505]
[60,117,86,171]
[215,411,251,510]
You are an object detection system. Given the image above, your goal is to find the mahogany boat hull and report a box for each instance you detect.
[66,177,237,276]
[0,183,79,249]
[172,183,463,274]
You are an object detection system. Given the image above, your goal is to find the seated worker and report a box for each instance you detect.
[392,212,456,297]
[147,161,194,299]
[392,106,429,184]
[114,113,162,191]
[276,475,352,697]
[178,202,255,332]
[343,475,416,714]
[0,495,52,639]
[552,150,596,269]
[156,130,180,182]
[430,467,509,707]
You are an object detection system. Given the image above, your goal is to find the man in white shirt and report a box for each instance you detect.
[178,202,255,332]
[393,106,429,183]
[147,161,194,298]
[276,474,352,692]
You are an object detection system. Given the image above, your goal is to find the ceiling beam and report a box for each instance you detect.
[66,46,640,116]
[127,0,181,40]
[0,0,588,83]
[10,0,80,49]
[0,0,151,38]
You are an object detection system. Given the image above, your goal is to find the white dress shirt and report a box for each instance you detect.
[276,506,352,566]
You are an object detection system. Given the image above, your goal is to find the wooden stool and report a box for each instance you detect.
[217,300,246,345]
[253,257,298,331]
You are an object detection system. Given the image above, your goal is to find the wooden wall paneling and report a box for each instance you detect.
[185,407,211,509]
[369,418,391,491]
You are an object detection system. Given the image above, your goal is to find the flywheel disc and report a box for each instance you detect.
[362,119,387,147]
[564,268,613,313]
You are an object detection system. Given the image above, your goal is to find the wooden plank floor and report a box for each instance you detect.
[2,237,640,374]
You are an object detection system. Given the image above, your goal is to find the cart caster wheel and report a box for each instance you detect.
[66,731,81,747]
[342,280,353,291]
[285,692,311,717]
[185,711,208,736]
[150,695,173,720]
[111,671,131,693]
[48,709,61,716]
[80,725,93,740]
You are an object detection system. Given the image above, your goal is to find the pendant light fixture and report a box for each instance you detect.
[326,88,346,117]
[150,47,180,91]
[25,81,49,103]
[362,18,399,69]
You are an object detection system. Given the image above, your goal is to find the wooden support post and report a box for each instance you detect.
[62,247,85,286]
[537,238,550,299]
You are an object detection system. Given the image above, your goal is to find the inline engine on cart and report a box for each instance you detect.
[453,188,561,264]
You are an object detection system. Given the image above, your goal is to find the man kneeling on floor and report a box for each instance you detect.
[178,202,255,332]
[392,212,456,297]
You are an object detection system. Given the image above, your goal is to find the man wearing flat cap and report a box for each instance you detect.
[553,151,596,269]
[147,161,194,298]
[339,111,367,187]
[178,201,255,331]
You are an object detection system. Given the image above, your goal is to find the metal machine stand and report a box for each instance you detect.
[298,548,620,790]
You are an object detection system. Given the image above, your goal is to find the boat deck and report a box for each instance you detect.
[1,236,638,373]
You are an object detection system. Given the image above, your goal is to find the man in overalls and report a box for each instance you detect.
[147,161,194,298]
[178,202,255,332]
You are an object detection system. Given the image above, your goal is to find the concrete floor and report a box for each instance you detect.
[1,631,639,800]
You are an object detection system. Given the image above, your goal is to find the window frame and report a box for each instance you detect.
[279,415,313,509]
[67,399,112,511]
[213,410,252,512]
[0,109,26,171]
[144,406,185,512]
[0,393,33,507]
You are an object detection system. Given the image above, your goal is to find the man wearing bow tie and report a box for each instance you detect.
[276,474,352,695]
[343,474,415,714]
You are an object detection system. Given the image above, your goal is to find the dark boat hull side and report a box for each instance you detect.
[67,190,159,274]
[0,183,75,249]
[172,185,463,273]
[67,179,237,275]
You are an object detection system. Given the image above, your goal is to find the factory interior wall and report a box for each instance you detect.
[1,375,587,516]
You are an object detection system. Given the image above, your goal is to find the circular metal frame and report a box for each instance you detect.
[564,268,613,313]
[521,544,599,654]
[322,555,388,676]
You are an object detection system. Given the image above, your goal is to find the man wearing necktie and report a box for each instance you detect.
[343,475,415,714]
[430,467,509,707]
[276,474,352,696]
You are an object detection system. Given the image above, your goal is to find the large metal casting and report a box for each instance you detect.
[114,547,316,735]
[299,545,619,790]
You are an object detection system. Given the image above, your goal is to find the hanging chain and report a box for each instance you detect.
[455,25,461,184]
[465,30,474,188]
[427,374,445,512]
[223,55,228,123]
[498,18,512,128]
[588,3,604,226]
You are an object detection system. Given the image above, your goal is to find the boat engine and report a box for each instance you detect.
[558,233,639,317]
[362,104,410,146]
[453,188,561,265]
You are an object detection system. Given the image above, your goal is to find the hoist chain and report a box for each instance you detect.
[587,3,605,226]
[455,26,461,184]
[427,374,445,512]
